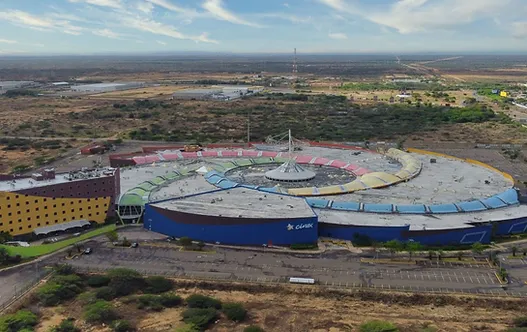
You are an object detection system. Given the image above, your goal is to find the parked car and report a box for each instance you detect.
[131,242,138,248]
[84,248,92,255]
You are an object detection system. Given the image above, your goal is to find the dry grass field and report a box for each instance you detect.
[30,280,526,332]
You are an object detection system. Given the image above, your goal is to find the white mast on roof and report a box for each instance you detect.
[288,129,292,158]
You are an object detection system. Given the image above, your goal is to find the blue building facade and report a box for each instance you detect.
[144,204,318,246]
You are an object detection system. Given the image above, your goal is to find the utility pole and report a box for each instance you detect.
[247,111,251,148]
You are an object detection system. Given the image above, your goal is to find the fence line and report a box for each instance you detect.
[0,269,53,314]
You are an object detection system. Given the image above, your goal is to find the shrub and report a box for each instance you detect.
[359,320,399,332]
[144,276,173,294]
[186,294,222,309]
[37,274,85,306]
[159,294,182,307]
[86,275,110,288]
[0,309,38,332]
[84,300,118,324]
[111,319,134,332]
[507,329,527,332]
[95,286,116,301]
[182,308,218,330]
[137,295,164,311]
[106,268,144,296]
[244,326,265,332]
[174,323,200,332]
[50,318,81,332]
[222,302,247,322]
[54,264,75,275]
[515,317,527,328]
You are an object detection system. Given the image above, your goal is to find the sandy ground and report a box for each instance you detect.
[33,282,524,332]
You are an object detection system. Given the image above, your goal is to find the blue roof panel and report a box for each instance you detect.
[396,205,426,214]
[496,189,519,205]
[331,201,361,212]
[363,203,393,213]
[457,200,487,212]
[481,196,508,209]
[306,199,330,209]
[428,204,459,214]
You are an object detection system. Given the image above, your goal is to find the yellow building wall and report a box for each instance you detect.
[0,192,111,236]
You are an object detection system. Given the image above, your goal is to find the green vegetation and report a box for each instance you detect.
[4,89,39,98]
[49,318,81,332]
[0,310,38,332]
[186,294,222,309]
[111,320,134,332]
[359,320,399,332]
[174,324,200,332]
[0,225,116,258]
[86,275,110,288]
[37,274,84,306]
[222,303,247,322]
[95,286,116,301]
[182,308,218,331]
[134,293,183,311]
[106,268,145,296]
[290,243,318,250]
[513,317,527,328]
[83,300,118,324]
[144,276,174,294]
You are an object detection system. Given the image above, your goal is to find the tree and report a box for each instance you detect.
[179,237,193,247]
[50,318,81,332]
[0,310,39,332]
[182,308,218,331]
[144,276,173,294]
[384,240,403,258]
[106,230,118,243]
[84,300,118,324]
[0,247,11,265]
[471,242,484,256]
[512,246,518,257]
[111,320,134,332]
[186,294,222,309]
[106,268,145,296]
[406,241,422,261]
[222,302,247,322]
[428,250,434,261]
[0,231,13,244]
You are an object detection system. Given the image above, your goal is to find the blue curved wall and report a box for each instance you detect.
[144,205,318,246]
[319,223,409,243]
[405,225,492,245]
[493,217,527,236]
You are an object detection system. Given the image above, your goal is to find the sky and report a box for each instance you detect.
[0,0,527,55]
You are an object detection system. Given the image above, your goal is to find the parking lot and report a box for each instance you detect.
[64,245,526,297]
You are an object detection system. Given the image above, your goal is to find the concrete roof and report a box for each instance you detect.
[0,168,116,192]
[316,204,527,230]
[151,187,316,219]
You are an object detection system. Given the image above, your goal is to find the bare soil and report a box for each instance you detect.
[34,279,526,332]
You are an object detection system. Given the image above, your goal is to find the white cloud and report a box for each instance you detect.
[512,21,527,38]
[283,3,290,7]
[146,0,200,17]
[257,13,311,24]
[68,0,122,9]
[0,10,84,35]
[137,1,154,14]
[318,0,350,12]
[120,16,218,43]
[156,40,167,45]
[328,32,347,39]
[93,28,122,38]
[319,0,523,34]
[0,39,17,44]
[202,0,262,27]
